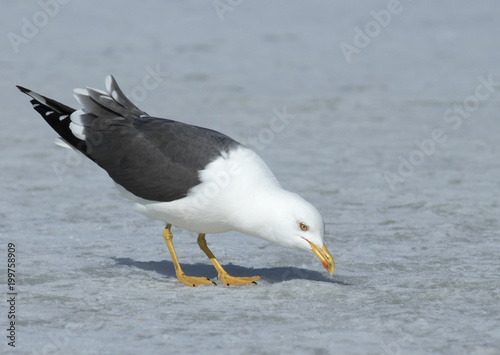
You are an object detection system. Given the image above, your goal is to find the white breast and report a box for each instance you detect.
[129,146,282,234]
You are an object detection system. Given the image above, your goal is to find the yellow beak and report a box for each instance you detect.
[307,241,335,275]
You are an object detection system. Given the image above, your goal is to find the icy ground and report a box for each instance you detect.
[1,1,500,354]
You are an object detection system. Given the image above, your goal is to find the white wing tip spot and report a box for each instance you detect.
[105,75,113,92]
[73,88,89,96]
[69,122,86,140]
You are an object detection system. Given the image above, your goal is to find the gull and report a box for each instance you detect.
[17,76,334,286]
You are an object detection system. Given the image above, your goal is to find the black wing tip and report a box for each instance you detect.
[16,85,31,94]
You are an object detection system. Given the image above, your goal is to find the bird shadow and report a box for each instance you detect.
[111,257,350,285]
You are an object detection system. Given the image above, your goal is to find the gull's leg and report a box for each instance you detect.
[197,233,260,286]
[162,224,216,287]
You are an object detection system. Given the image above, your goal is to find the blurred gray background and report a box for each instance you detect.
[2,1,500,354]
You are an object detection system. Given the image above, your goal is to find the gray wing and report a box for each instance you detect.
[85,117,239,202]
[71,75,239,202]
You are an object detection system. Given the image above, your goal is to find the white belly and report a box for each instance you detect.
[122,146,281,234]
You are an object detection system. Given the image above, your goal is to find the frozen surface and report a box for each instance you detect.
[1,1,500,354]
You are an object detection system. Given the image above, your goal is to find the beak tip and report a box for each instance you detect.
[305,239,335,277]
[325,262,335,276]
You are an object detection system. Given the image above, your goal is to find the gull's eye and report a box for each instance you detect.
[299,222,309,231]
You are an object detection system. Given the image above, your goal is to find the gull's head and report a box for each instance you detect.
[261,191,335,275]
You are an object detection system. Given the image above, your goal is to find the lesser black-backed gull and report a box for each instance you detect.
[17,76,334,286]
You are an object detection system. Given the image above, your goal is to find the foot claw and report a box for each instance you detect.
[220,275,261,286]
[177,275,217,287]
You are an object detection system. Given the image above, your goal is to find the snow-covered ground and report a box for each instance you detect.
[2,1,500,354]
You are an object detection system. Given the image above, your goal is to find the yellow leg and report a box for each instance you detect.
[197,233,260,286]
[162,225,216,287]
